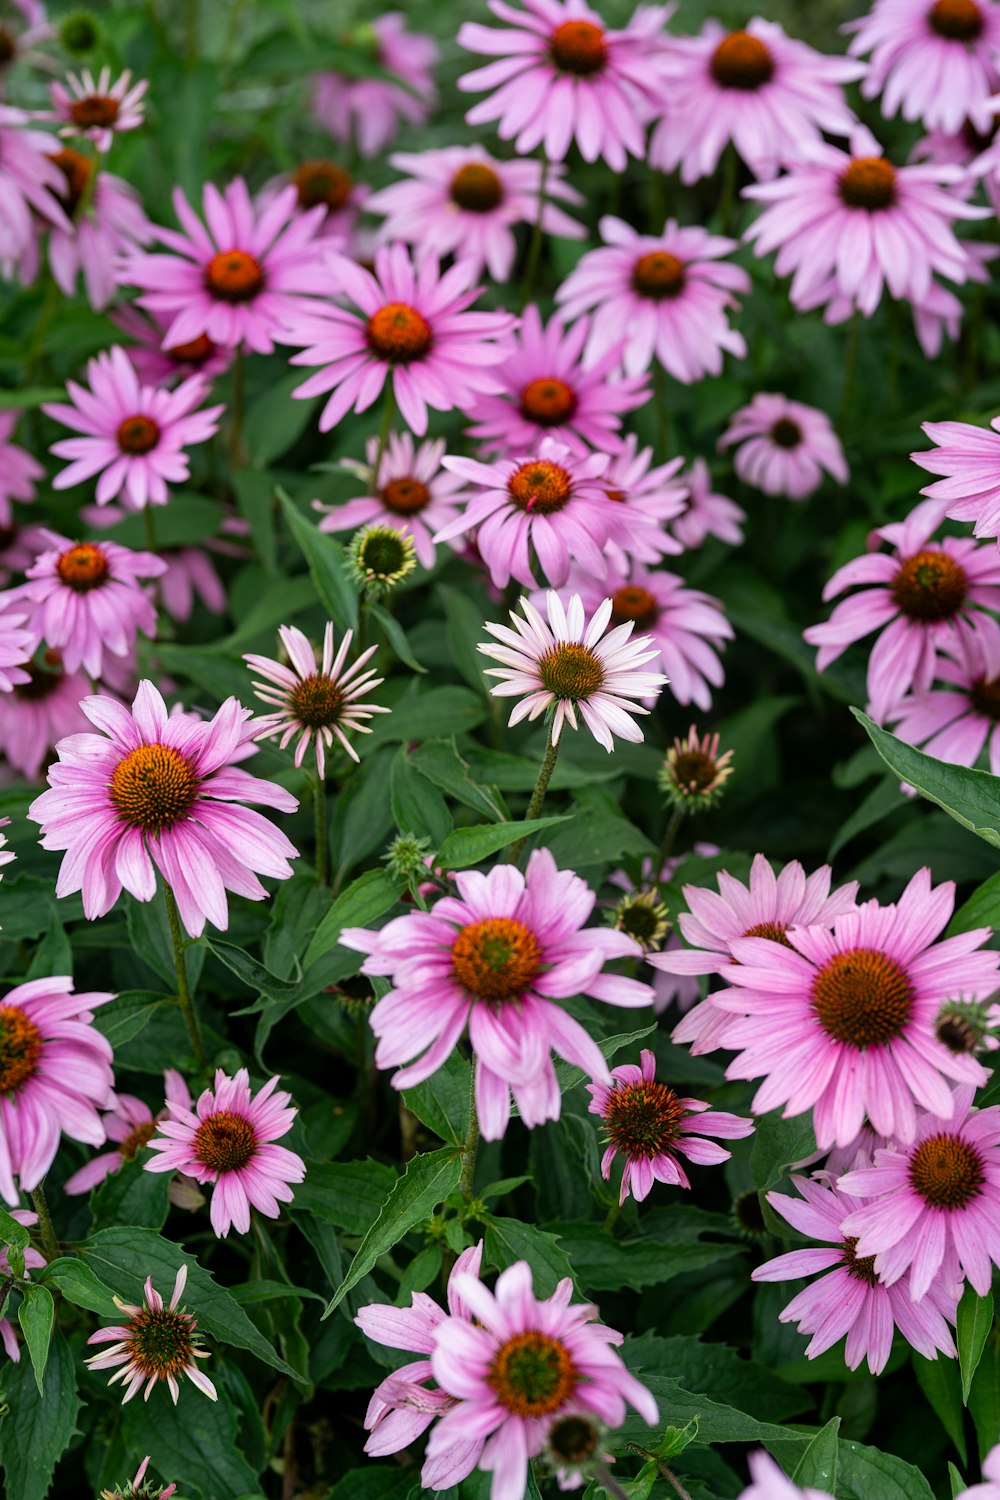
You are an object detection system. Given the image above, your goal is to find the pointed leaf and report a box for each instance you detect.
[17,1285,55,1396]
[792,1416,840,1492]
[959,1286,995,1403]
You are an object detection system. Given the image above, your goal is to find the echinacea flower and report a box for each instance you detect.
[0,1209,45,1363]
[50,66,147,151]
[64,1069,191,1195]
[0,654,89,779]
[311,13,438,158]
[244,622,388,776]
[341,847,655,1140]
[282,242,514,435]
[753,1173,958,1373]
[0,105,70,279]
[543,1412,611,1490]
[157,546,227,620]
[367,146,583,283]
[648,18,863,184]
[598,435,687,566]
[714,868,1000,1149]
[803,497,1000,721]
[912,412,1000,542]
[465,305,648,457]
[44,346,224,510]
[0,411,43,526]
[955,1444,1000,1499]
[719,394,849,500]
[611,887,670,955]
[347,523,418,595]
[479,591,667,752]
[671,458,746,549]
[318,432,467,569]
[29,680,299,938]
[458,0,671,172]
[739,1451,834,1500]
[0,604,33,691]
[145,1067,305,1238]
[257,159,369,245]
[556,216,749,381]
[587,1048,753,1204]
[888,617,1000,772]
[100,1454,176,1500]
[85,1263,217,1404]
[609,844,721,1015]
[0,3,51,83]
[111,304,232,388]
[658,726,734,811]
[0,976,114,1204]
[40,149,151,311]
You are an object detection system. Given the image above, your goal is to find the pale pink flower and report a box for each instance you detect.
[0,655,89,779]
[888,616,1000,772]
[0,603,33,691]
[110,304,232,387]
[912,411,1000,542]
[0,105,70,279]
[157,546,227,621]
[85,1263,217,1404]
[49,67,147,152]
[312,14,438,158]
[670,458,746,549]
[956,1444,1000,1498]
[719,393,849,500]
[0,519,48,586]
[740,1450,836,1499]
[317,432,467,570]
[0,2,51,84]
[598,435,687,566]
[36,151,152,311]
[64,1069,191,1195]
[0,411,43,527]
[0,1209,45,1363]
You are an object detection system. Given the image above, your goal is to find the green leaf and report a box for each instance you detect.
[16,1285,55,1396]
[484,1217,574,1297]
[0,1327,81,1500]
[366,685,487,748]
[303,868,406,967]
[835,1437,937,1500]
[293,1159,397,1237]
[915,1354,967,1465]
[104,493,223,551]
[278,489,358,630]
[326,1147,463,1313]
[368,600,426,673]
[37,1257,119,1317]
[949,870,1000,935]
[411,738,508,822]
[90,1157,172,1232]
[0,1206,29,1251]
[232,468,276,571]
[552,1225,742,1294]
[959,1286,995,1404]
[326,1466,417,1500]
[0,386,66,409]
[246,369,321,467]
[969,1330,1000,1462]
[436,815,569,869]
[404,1050,472,1149]
[390,746,452,845]
[853,710,1000,848]
[792,1417,840,1493]
[751,1109,816,1193]
[625,1333,808,1425]
[438,584,492,698]
[121,1381,261,1500]
[950,1462,968,1499]
[90,990,170,1047]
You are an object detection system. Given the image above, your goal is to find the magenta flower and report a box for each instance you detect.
[598,436,687,566]
[0,976,114,1204]
[480,590,667,751]
[145,1067,305,1238]
[39,149,151,311]
[888,618,1000,772]
[846,0,1000,135]
[7,530,164,679]
[317,432,468,569]
[0,1209,45,1363]
[0,4,51,82]
[719,394,849,500]
[368,146,583,283]
[341,847,655,1140]
[257,160,369,247]
[648,18,863,184]
[158,547,227,620]
[753,1173,958,1373]
[587,1048,753,1204]
[465,305,648,457]
[458,0,669,172]
[715,868,999,1149]
[671,458,746,549]
[912,412,1000,542]
[44,346,224,510]
[803,498,1000,721]
[0,105,70,280]
[557,216,749,382]
[64,1069,191,1195]
[29,680,299,938]
[0,411,43,527]
[85,1263,217,1404]
[49,67,147,152]
[281,243,514,436]
[956,1445,1000,1498]
[121,178,329,355]
[0,655,89,780]
[111,304,232,388]
[840,1084,1000,1297]
[0,604,34,691]
[311,13,438,158]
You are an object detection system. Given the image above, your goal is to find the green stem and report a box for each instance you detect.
[717,145,738,238]
[229,347,246,470]
[626,1448,694,1500]
[602,1199,621,1234]
[839,311,861,438]
[144,505,157,554]
[163,882,206,1070]
[594,1465,633,1500]
[520,153,550,303]
[656,804,685,874]
[30,1185,59,1260]
[652,360,673,458]
[459,1063,480,1201]
[356,589,368,654]
[313,772,328,886]
[0,1276,13,1321]
[507,725,560,864]
[184,0,198,67]
[372,383,396,492]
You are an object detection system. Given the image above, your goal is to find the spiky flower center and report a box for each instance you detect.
[204,249,265,303]
[811,947,914,1048]
[710,31,775,89]
[970,675,1000,720]
[194,1109,257,1173]
[936,1010,981,1054]
[610,585,658,629]
[117,415,160,455]
[0,1006,41,1094]
[604,1078,687,1158]
[119,1120,157,1160]
[547,1413,601,1466]
[293,160,353,211]
[668,750,719,794]
[450,162,504,212]
[488,1330,577,1416]
[381,477,431,514]
[549,19,606,75]
[109,743,200,834]
[615,890,669,952]
[840,1236,879,1286]
[770,418,802,449]
[366,302,433,363]
[289,672,346,729]
[355,525,413,580]
[538,642,605,700]
[839,157,897,211]
[69,93,120,128]
[742,920,792,946]
[520,377,578,427]
[56,541,109,592]
[929,0,983,40]
[167,333,216,365]
[13,663,62,701]
[49,147,92,216]
[508,459,572,513]
[631,251,686,299]
[892,548,967,621]
[451,916,542,1001]
[125,1305,196,1378]
[909,1131,985,1208]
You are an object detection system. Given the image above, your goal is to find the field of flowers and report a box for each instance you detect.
[7,0,1000,1496]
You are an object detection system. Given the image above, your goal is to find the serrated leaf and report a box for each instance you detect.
[853,710,1000,849]
[792,1416,840,1492]
[16,1285,54,1396]
[0,1206,29,1251]
[553,1225,742,1293]
[121,1381,260,1500]
[436,815,569,869]
[484,1217,574,1297]
[37,1257,119,1316]
[0,1327,81,1500]
[293,1159,397,1237]
[959,1286,995,1404]
[404,1050,472,1149]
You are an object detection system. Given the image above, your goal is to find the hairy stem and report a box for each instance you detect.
[656,804,685,874]
[313,771,328,886]
[30,1184,59,1260]
[164,882,206,1070]
[507,725,560,863]
[520,153,550,303]
[459,1063,480,1201]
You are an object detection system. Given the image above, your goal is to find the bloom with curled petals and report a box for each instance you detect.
[912,412,1000,542]
[0,1209,45,1362]
[670,458,745,550]
[85,1264,217,1405]
[101,1454,177,1500]
[311,13,438,158]
[0,411,43,527]
[49,67,147,152]
[64,1069,191,1196]
[719,394,849,500]
[317,432,467,570]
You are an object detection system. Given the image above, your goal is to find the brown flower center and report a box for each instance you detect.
[520,377,578,427]
[548,1415,601,1467]
[13,663,62,701]
[204,249,265,303]
[381,477,431,515]
[840,1236,880,1286]
[909,1131,985,1208]
[451,916,542,1001]
[293,160,353,211]
[0,1006,42,1094]
[167,333,216,366]
[0,28,14,65]
[811,947,914,1048]
[549,19,606,75]
[289,672,346,729]
[69,94,121,129]
[48,147,92,216]
[770,418,802,449]
[539,642,605,700]
[892,548,968,621]
[610,585,658,629]
[631,251,686,299]
[604,1078,686,1159]
[710,30,775,89]
[488,1330,577,1416]
[193,1109,257,1173]
[839,157,898,211]
[508,459,572,513]
[969,675,1000,719]
[109,743,200,835]
[56,542,109,592]
[669,750,718,794]
[742,920,792,945]
[125,1306,196,1378]
[366,302,433,363]
[450,162,504,212]
[929,0,984,41]
[117,415,160,455]
[936,1011,981,1054]
[119,1120,157,1160]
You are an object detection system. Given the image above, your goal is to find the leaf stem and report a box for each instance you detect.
[163,882,206,1070]
[627,1447,695,1500]
[507,724,560,864]
[656,804,685,873]
[313,771,328,886]
[372,383,396,492]
[229,346,246,470]
[459,1063,480,1201]
[30,1185,58,1260]
[520,153,550,304]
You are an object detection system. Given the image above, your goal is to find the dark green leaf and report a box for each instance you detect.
[751,1110,816,1193]
[278,489,359,630]
[624,1333,808,1425]
[792,1417,840,1492]
[366,686,487,748]
[369,601,426,673]
[411,738,508,822]
[553,1225,742,1294]
[390,747,452,844]
[969,1330,1000,1462]
[836,1438,937,1500]
[37,1257,118,1317]
[959,1287,995,1404]
[0,1327,81,1500]
[90,1158,171,1233]
[949,870,1000,936]
[326,1466,417,1500]
[303,868,406,967]
[293,1159,398,1237]
[0,1206,29,1251]
[438,583,492,698]
[915,1354,967,1465]
[404,1051,472,1149]
[247,370,321,466]
[16,1285,54,1396]
[484,1218,574,1298]
[853,710,1000,849]
[120,1382,260,1500]
[436,816,569,869]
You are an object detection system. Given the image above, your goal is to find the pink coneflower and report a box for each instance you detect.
[743,125,986,317]
[955,1445,1000,1498]
[0,654,89,779]
[121,178,330,355]
[0,976,113,1204]
[840,1084,1000,1297]
[367,146,584,283]
[258,160,369,245]
[28,680,299,938]
[44,345,224,510]
[587,1048,753,1204]
[0,105,70,279]
[64,1070,191,1195]
[341,847,655,1140]
[281,243,514,436]
[671,458,746,549]
[85,1263,217,1404]
[556,216,749,381]
[479,590,667,752]
[714,867,1000,1149]
[753,1173,958,1373]
[436,440,622,590]
[157,546,227,620]
[7,530,164,679]
[102,1455,177,1500]
[426,1262,658,1499]
[659,726,735,812]
[912,412,1000,542]
[888,617,1000,772]
[465,305,648,457]
[719,394,849,500]
[0,604,33,691]
[0,412,43,527]
[609,845,720,1014]
[648,18,863,183]
[740,1450,843,1499]
[0,1209,45,1363]
[0,519,48,586]
[111,304,232,388]
[145,1067,304,1239]
[317,432,467,570]
[458,0,670,172]
[244,622,388,776]
[50,67,147,151]
[598,435,686,566]
[312,14,438,158]
[846,0,1000,135]
[803,498,1000,721]
[39,150,151,311]
[0,2,51,82]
